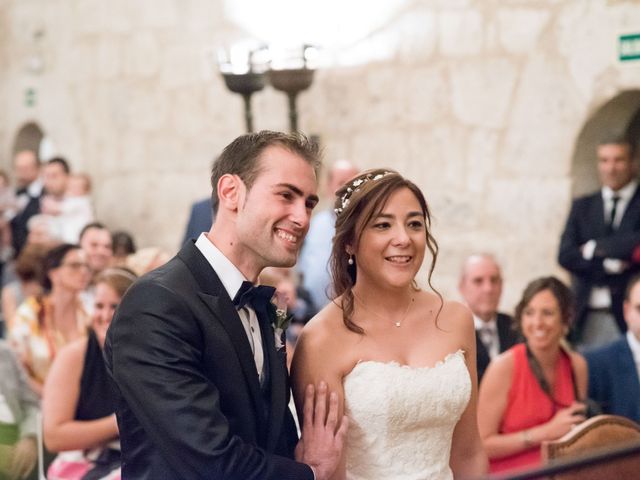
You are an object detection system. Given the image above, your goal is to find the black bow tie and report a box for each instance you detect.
[16,187,27,196]
[232,281,275,311]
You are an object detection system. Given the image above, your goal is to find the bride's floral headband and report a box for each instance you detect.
[334,171,394,216]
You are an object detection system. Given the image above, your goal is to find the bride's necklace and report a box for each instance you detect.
[353,291,415,328]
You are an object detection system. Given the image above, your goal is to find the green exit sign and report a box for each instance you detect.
[619,33,640,62]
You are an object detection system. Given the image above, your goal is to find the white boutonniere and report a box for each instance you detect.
[272,291,292,351]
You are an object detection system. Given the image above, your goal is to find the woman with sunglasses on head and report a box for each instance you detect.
[43,267,137,480]
[477,276,588,474]
[291,169,487,480]
[9,243,91,395]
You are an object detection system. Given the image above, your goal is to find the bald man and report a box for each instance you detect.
[297,160,359,309]
[458,254,520,382]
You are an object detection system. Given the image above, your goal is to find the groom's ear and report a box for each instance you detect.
[217,174,244,212]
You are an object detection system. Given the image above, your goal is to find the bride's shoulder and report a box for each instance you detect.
[300,299,348,344]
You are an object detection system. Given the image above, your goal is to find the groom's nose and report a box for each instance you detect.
[290,198,312,230]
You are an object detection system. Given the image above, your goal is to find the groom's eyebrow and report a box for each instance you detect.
[276,183,320,207]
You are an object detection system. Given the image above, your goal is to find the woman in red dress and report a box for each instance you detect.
[478,276,588,473]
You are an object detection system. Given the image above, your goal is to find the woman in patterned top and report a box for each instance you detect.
[9,243,91,395]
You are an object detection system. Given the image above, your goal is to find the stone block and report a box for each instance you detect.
[161,43,207,89]
[485,177,572,235]
[438,10,484,57]
[497,8,549,54]
[124,84,169,132]
[500,54,586,177]
[465,128,500,194]
[450,58,518,128]
[123,32,160,78]
[405,125,467,192]
[96,36,121,80]
[402,65,450,126]
[556,2,614,99]
[396,8,437,62]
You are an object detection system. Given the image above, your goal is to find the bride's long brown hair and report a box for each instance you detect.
[329,168,441,334]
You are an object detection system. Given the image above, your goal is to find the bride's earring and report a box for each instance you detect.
[348,254,354,265]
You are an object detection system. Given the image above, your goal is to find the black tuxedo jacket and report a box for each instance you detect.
[104,241,312,480]
[558,187,640,336]
[475,312,519,383]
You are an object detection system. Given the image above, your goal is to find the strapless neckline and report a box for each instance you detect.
[348,349,465,377]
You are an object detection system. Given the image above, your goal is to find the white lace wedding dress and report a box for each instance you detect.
[343,350,471,480]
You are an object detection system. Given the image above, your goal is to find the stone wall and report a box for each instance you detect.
[1,0,640,311]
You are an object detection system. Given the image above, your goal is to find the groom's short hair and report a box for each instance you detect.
[210,130,321,214]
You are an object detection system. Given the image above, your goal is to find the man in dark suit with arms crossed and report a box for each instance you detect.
[105,131,347,479]
[559,136,640,348]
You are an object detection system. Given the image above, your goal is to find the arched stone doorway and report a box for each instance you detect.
[571,90,640,197]
[12,122,44,157]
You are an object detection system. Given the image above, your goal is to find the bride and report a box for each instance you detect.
[291,169,487,479]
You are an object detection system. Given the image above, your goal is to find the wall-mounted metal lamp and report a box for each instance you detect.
[218,45,269,133]
[268,45,317,133]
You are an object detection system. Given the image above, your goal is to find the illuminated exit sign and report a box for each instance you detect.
[619,33,640,62]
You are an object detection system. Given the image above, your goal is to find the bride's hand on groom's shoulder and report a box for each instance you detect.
[295,381,349,480]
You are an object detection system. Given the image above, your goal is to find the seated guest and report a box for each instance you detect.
[43,267,137,480]
[478,276,588,474]
[1,244,47,334]
[260,267,317,324]
[124,247,170,276]
[110,231,136,268]
[0,340,39,480]
[9,244,91,395]
[458,253,520,382]
[586,273,640,423]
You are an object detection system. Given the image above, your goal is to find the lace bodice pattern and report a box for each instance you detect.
[343,350,471,480]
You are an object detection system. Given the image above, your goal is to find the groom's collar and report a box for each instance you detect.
[195,233,246,301]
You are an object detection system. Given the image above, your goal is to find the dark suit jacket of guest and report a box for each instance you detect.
[476,312,520,383]
[558,187,640,336]
[10,193,40,255]
[585,337,640,423]
[182,198,214,245]
[104,241,312,480]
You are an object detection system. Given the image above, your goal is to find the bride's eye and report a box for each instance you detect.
[372,222,390,230]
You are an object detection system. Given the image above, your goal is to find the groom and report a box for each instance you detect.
[105,131,347,479]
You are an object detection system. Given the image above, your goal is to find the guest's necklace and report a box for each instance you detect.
[353,291,415,328]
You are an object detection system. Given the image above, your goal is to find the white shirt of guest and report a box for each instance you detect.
[474,315,499,359]
[195,233,265,383]
[626,330,640,385]
[584,180,639,308]
[602,180,638,230]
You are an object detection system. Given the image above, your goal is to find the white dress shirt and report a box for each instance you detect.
[195,233,265,383]
[474,315,499,359]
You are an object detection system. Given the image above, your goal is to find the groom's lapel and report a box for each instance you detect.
[260,304,287,451]
[178,242,267,430]
[199,292,265,415]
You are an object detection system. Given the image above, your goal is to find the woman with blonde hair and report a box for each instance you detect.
[292,169,487,479]
[43,267,137,480]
